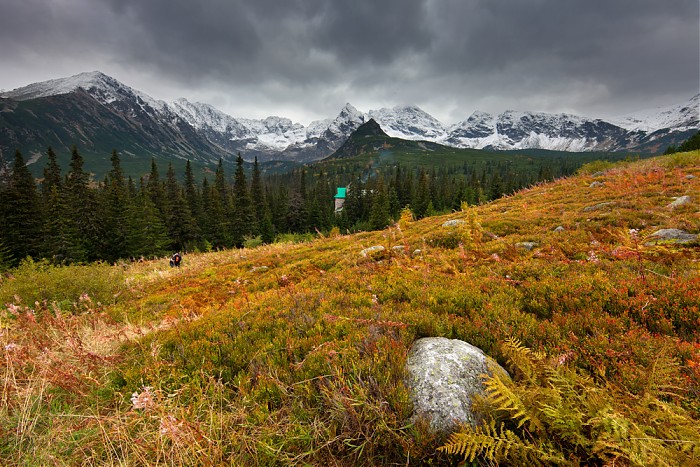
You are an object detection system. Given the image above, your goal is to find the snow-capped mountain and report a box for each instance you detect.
[609,94,700,133]
[368,105,447,141]
[1,71,697,171]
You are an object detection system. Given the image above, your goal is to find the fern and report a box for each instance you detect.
[438,419,559,465]
[439,338,700,466]
[483,372,543,432]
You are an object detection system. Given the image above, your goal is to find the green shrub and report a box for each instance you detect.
[0,258,125,310]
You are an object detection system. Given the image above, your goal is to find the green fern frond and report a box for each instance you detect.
[502,337,542,382]
[484,372,541,431]
[439,420,529,463]
[439,419,574,466]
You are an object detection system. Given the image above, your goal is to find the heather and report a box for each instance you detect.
[1,152,698,465]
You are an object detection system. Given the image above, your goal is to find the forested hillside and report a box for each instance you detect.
[0,142,636,267]
[1,151,698,465]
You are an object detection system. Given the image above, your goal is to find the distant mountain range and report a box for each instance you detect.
[1,71,698,172]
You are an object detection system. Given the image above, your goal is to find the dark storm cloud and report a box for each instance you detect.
[1,0,697,123]
[423,1,699,99]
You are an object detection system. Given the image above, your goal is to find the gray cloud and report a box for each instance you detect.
[1,0,697,124]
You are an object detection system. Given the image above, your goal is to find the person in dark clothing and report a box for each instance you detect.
[170,252,182,267]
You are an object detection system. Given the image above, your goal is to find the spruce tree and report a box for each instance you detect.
[184,160,203,227]
[413,169,430,219]
[64,146,99,262]
[1,150,42,264]
[125,181,171,259]
[164,163,199,251]
[201,177,231,248]
[97,150,130,261]
[42,146,62,201]
[250,157,266,233]
[231,153,253,246]
[369,177,391,230]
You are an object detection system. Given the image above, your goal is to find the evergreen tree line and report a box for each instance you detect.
[664,130,700,154]
[0,145,584,267]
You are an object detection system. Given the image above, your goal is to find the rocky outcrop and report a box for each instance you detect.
[405,337,508,433]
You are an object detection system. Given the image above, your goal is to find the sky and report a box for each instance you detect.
[1,0,698,126]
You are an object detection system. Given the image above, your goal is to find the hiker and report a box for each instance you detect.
[170,252,182,268]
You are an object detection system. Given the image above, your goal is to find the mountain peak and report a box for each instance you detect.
[1,71,121,101]
[353,118,388,138]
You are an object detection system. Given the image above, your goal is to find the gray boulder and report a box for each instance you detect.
[583,201,616,212]
[515,241,538,251]
[442,219,466,228]
[589,181,605,188]
[392,245,407,255]
[360,245,385,257]
[667,195,691,209]
[646,229,698,245]
[554,226,566,233]
[405,337,508,433]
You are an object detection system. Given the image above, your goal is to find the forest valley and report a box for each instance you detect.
[0,144,642,267]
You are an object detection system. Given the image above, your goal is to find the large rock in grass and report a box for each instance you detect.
[405,337,508,433]
[646,229,698,244]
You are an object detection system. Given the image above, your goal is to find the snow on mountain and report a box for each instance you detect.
[170,98,247,136]
[368,105,447,140]
[1,71,170,114]
[2,71,697,160]
[609,94,700,132]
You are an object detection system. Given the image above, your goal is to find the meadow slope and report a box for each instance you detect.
[1,152,699,465]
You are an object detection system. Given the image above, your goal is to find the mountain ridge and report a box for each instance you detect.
[1,71,697,169]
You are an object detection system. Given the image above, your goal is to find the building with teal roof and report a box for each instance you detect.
[334,187,346,213]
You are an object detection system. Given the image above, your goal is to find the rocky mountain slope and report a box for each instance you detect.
[1,72,697,171]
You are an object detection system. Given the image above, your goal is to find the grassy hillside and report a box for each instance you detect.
[1,152,699,465]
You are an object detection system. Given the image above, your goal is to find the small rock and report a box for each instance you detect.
[249,266,269,273]
[405,337,508,433]
[583,201,616,212]
[442,219,466,228]
[646,229,698,245]
[667,195,691,209]
[686,175,696,180]
[412,249,422,256]
[392,245,406,254]
[554,226,565,233]
[591,171,606,177]
[516,242,538,251]
[589,181,605,188]
[360,245,385,257]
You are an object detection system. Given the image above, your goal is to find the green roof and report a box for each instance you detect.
[334,187,347,199]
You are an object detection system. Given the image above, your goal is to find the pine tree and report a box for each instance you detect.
[184,160,203,227]
[125,185,171,259]
[413,168,430,219]
[39,147,69,261]
[250,157,266,233]
[231,153,253,246]
[1,150,42,264]
[42,146,62,201]
[147,158,167,217]
[64,146,100,262]
[100,150,129,261]
[369,177,391,230]
[201,177,231,248]
[259,204,275,244]
[164,162,199,251]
